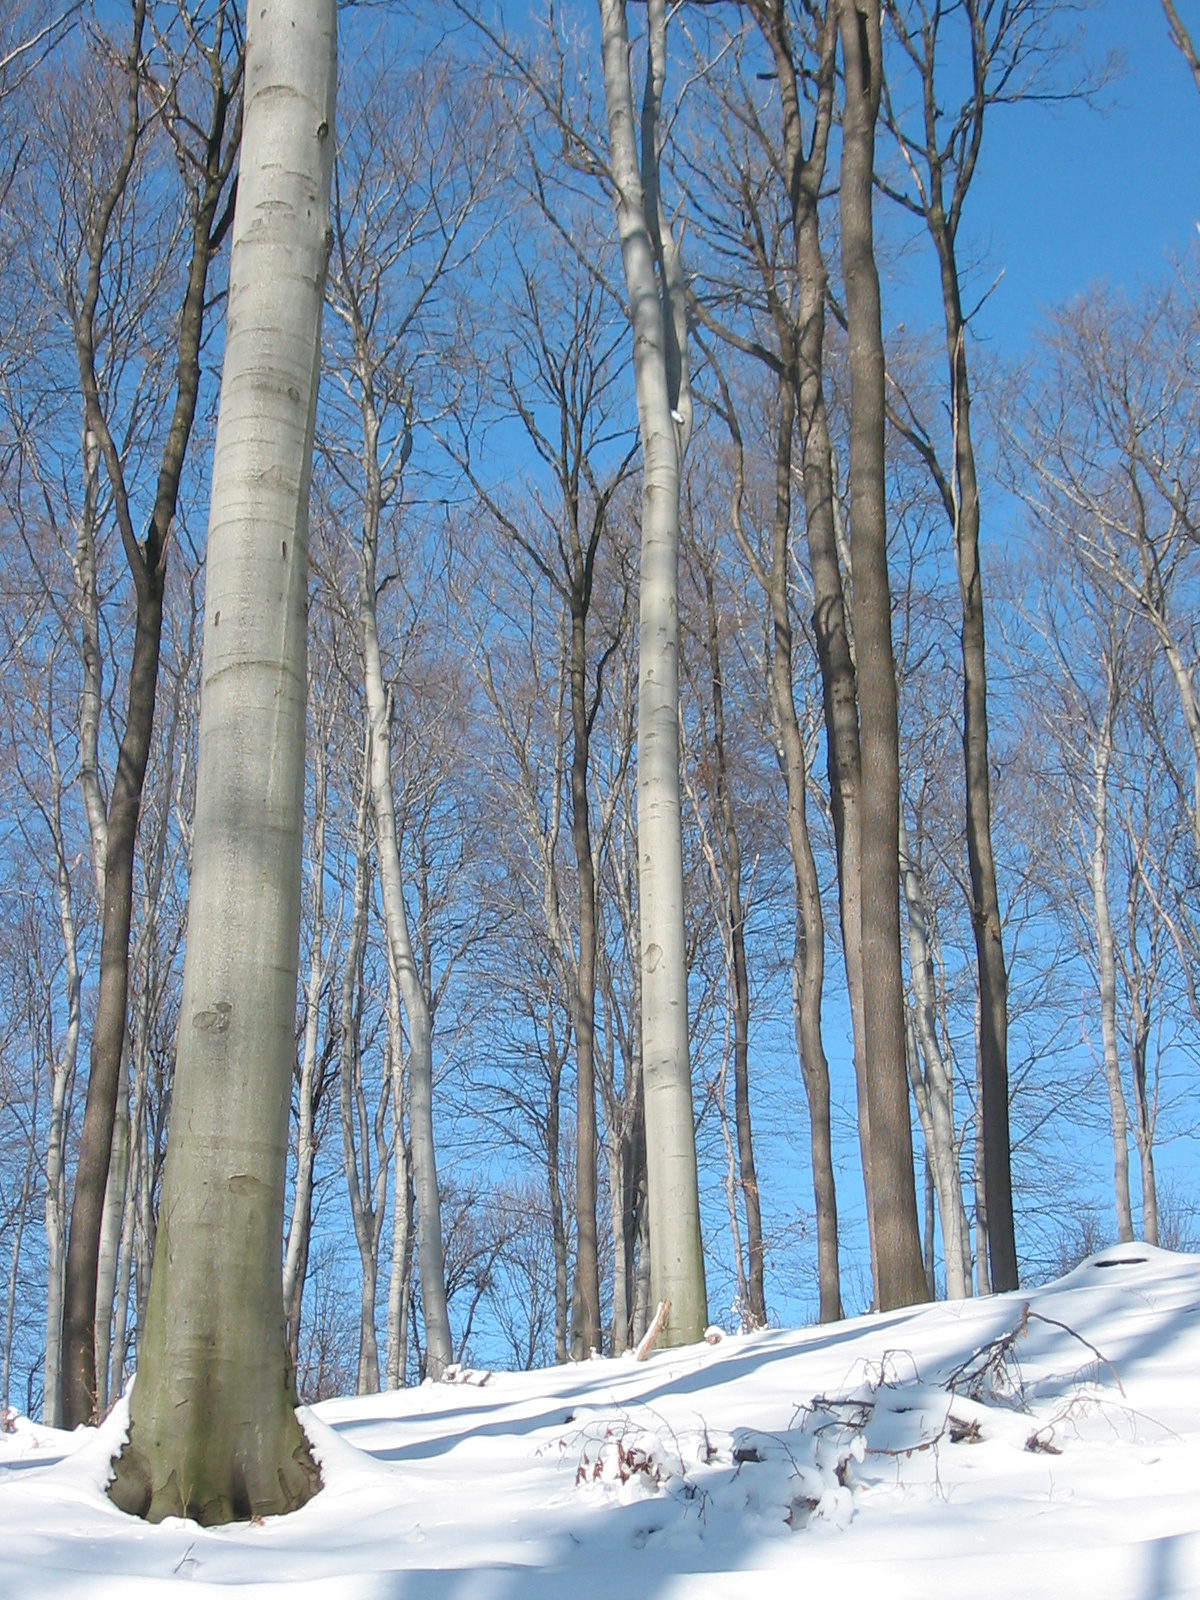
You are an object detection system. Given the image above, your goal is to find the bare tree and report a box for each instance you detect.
[683,0,855,1316]
[111,0,333,1523]
[60,0,242,1427]
[835,0,928,1309]
[1163,0,1200,96]
[598,0,707,1346]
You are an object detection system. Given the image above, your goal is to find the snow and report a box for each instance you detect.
[5,1247,1200,1597]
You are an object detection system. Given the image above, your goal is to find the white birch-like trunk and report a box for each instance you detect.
[283,720,332,1348]
[385,968,413,1389]
[973,993,991,1296]
[338,760,387,1396]
[356,407,452,1381]
[898,813,972,1299]
[43,735,82,1428]
[93,1035,130,1412]
[1091,696,1135,1244]
[112,0,334,1522]
[598,0,706,1346]
[109,1029,146,1406]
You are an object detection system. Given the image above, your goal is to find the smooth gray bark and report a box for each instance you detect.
[355,413,452,1384]
[111,0,334,1522]
[598,0,706,1346]
[1091,684,1135,1244]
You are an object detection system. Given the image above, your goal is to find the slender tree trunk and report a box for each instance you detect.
[339,760,382,1395]
[357,482,452,1383]
[93,1037,130,1414]
[62,0,241,1427]
[899,813,972,1298]
[766,0,873,1306]
[63,597,162,1427]
[1091,711,1135,1244]
[700,570,766,1327]
[568,608,603,1358]
[109,1042,145,1406]
[545,1004,569,1365]
[284,724,332,1363]
[111,0,333,1520]
[973,993,991,1295]
[939,277,1017,1291]
[921,1134,936,1298]
[835,0,927,1309]
[43,738,82,1428]
[3,1071,38,1419]
[386,964,413,1389]
[598,0,706,1344]
[1129,1016,1158,1247]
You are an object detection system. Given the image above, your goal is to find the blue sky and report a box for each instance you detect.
[885,0,1200,349]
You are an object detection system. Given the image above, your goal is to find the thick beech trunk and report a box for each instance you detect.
[110,0,334,1522]
[835,0,928,1310]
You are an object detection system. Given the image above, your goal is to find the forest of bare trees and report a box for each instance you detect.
[0,0,1197,1522]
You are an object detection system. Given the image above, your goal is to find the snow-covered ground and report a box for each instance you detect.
[5,1246,1200,1598]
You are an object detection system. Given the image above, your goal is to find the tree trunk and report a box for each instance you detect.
[898,812,972,1299]
[43,739,82,1428]
[110,0,334,1521]
[339,761,383,1396]
[1091,708,1135,1244]
[357,479,452,1383]
[973,993,991,1295]
[598,0,707,1346]
[63,593,162,1427]
[772,0,872,1308]
[835,0,928,1310]
[61,0,241,1428]
[700,569,767,1327]
[284,718,333,1365]
[93,1039,130,1414]
[568,607,603,1358]
[1129,1009,1158,1247]
[386,963,414,1390]
[939,274,1017,1292]
[545,1002,569,1365]
[109,1035,146,1407]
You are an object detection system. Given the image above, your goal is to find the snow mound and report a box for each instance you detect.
[5,1252,1200,1596]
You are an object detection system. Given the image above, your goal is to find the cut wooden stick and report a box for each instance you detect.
[635,1299,671,1361]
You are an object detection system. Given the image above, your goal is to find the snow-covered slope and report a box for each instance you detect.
[5,1246,1200,1598]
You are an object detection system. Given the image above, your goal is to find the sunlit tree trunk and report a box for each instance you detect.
[62,1,241,1426]
[898,812,972,1298]
[598,0,706,1346]
[354,405,452,1384]
[41,725,82,1428]
[835,0,927,1309]
[1091,681,1134,1244]
[111,0,334,1522]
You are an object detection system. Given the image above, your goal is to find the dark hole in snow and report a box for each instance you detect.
[732,1445,765,1464]
[1093,1257,1148,1268]
[949,1417,982,1445]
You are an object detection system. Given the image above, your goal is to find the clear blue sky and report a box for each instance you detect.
[885,0,1200,348]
